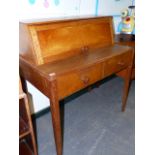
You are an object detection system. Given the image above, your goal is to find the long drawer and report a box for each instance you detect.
[57,63,102,99]
[104,51,132,77]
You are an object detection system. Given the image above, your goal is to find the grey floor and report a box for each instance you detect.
[34,76,135,155]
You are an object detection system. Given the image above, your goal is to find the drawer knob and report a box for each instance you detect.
[81,76,89,85]
[117,61,125,66]
[81,46,89,53]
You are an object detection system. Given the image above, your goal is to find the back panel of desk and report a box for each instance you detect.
[19,16,114,65]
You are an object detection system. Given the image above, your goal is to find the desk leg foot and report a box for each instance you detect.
[50,80,62,155]
[121,66,132,112]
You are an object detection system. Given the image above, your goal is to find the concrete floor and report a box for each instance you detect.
[34,76,135,155]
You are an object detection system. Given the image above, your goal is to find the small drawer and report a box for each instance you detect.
[104,51,132,77]
[57,63,102,99]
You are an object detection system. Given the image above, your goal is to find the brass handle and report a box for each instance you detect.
[81,76,89,85]
[81,46,89,53]
[81,47,85,53]
[117,61,125,66]
[84,46,89,51]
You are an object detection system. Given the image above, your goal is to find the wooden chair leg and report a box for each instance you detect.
[29,128,38,155]
[50,80,63,155]
[24,95,38,155]
[122,66,132,112]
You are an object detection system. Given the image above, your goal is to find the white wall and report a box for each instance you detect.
[99,0,132,16]
[19,0,133,20]
[20,0,133,113]
[26,81,50,113]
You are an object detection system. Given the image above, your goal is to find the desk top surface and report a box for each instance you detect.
[37,45,132,76]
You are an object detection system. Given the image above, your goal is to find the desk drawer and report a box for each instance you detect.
[57,63,101,99]
[104,51,132,77]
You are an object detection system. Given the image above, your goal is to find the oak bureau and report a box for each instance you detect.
[19,16,134,155]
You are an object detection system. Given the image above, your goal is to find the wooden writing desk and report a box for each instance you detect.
[19,16,134,155]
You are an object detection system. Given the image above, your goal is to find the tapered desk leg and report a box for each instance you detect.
[49,80,62,155]
[122,66,132,112]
